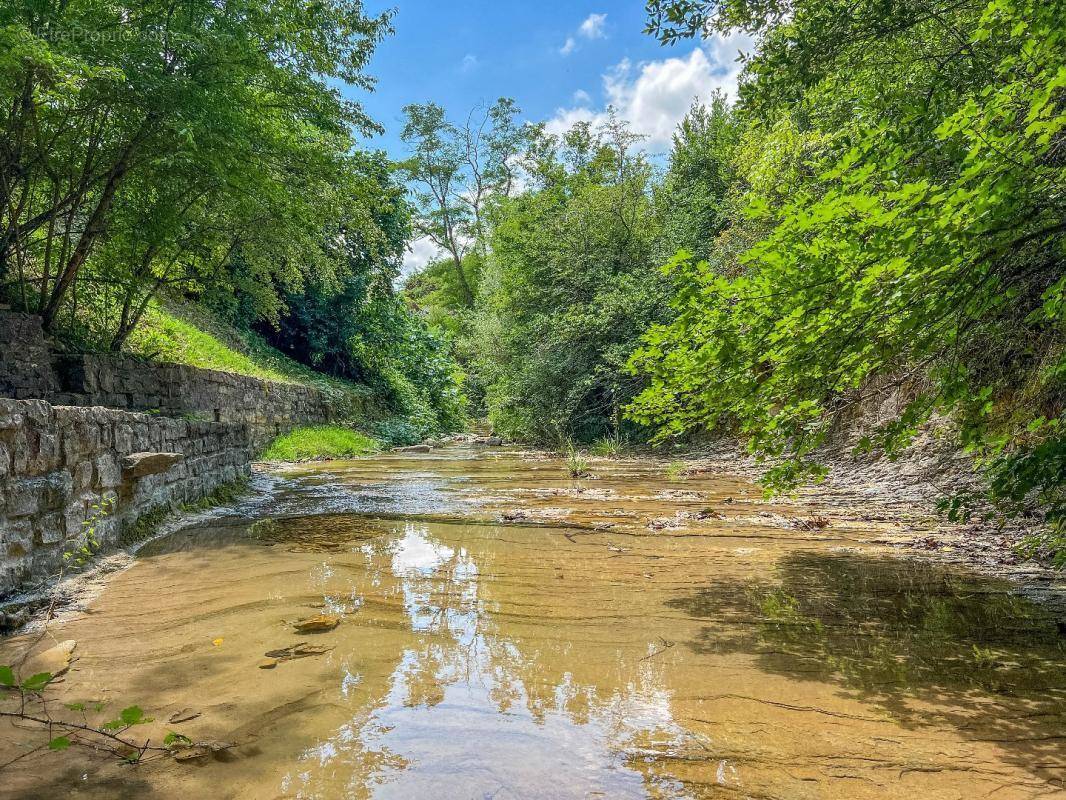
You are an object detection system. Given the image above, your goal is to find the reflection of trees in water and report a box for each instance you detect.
[668,552,1066,783]
[284,519,697,798]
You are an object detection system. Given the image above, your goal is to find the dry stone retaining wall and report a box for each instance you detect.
[0,310,388,597]
[0,399,251,595]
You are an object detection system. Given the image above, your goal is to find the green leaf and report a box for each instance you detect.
[120,705,146,725]
[0,665,14,687]
[163,731,192,747]
[48,736,71,751]
[20,672,53,692]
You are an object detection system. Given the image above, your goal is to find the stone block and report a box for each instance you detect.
[121,452,184,479]
[93,453,121,488]
[35,512,65,545]
[6,479,41,517]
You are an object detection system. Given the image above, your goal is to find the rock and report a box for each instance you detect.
[484,437,504,446]
[21,640,76,679]
[121,452,184,479]
[393,444,431,453]
[171,740,235,762]
[263,642,333,663]
[291,614,340,633]
[168,708,201,724]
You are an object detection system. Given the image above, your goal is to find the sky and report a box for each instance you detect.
[346,1,753,276]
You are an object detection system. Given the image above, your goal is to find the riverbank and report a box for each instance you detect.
[4,435,1064,637]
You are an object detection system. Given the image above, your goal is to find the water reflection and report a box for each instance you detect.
[284,522,697,800]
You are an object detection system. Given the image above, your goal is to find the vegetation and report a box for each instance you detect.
[0,0,465,439]
[261,426,383,462]
[397,0,1066,557]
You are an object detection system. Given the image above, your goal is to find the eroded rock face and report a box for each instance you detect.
[121,452,185,479]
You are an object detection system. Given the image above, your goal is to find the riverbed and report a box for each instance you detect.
[1,444,1064,798]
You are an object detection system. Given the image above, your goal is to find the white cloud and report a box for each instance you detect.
[459,53,479,73]
[572,89,592,104]
[559,12,608,56]
[579,13,608,40]
[400,236,442,281]
[545,31,753,150]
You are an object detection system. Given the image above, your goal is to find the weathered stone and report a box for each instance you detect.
[92,453,122,488]
[121,452,185,479]
[35,512,65,545]
[394,444,432,453]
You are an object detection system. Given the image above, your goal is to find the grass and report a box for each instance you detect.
[664,461,688,481]
[261,425,383,462]
[125,300,373,397]
[564,440,592,478]
[590,433,625,458]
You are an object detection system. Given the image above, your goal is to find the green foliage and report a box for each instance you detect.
[261,426,383,462]
[590,433,626,458]
[0,0,393,337]
[631,0,1066,543]
[399,99,528,308]
[474,115,671,443]
[64,496,115,568]
[368,417,428,447]
[655,95,739,265]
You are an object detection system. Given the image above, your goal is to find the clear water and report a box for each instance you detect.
[1,446,1063,799]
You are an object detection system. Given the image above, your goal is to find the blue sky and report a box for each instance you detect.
[347,1,752,272]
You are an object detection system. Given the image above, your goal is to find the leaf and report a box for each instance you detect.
[20,672,53,692]
[163,731,193,747]
[48,736,71,751]
[0,666,14,687]
[120,705,146,725]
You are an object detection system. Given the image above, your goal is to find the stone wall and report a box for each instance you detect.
[0,309,389,597]
[0,311,59,400]
[51,354,382,449]
[0,398,251,595]
[0,309,384,450]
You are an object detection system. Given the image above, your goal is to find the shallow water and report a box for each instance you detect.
[2,445,1064,799]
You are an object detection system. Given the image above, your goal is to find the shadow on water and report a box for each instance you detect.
[669,551,1066,782]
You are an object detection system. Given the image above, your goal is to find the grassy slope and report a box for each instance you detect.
[124,300,371,396]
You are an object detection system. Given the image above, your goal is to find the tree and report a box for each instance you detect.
[399,99,528,308]
[0,0,392,336]
[630,0,1066,556]
[476,116,670,442]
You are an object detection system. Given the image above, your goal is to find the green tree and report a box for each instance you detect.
[399,99,528,308]
[477,116,670,442]
[631,0,1066,553]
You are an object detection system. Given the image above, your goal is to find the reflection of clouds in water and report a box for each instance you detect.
[390,524,455,575]
[290,520,695,800]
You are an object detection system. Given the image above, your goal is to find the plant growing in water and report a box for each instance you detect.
[664,461,687,481]
[564,441,591,478]
[590,433,625,458]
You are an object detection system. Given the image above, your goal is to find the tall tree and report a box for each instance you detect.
[399,98,527,307]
